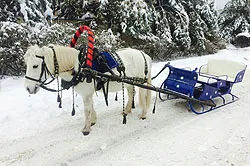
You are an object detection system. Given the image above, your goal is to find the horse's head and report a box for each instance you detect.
[24,45,49,94]
[24,44,80,94]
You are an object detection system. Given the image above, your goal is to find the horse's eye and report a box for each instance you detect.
[33,65,39,69]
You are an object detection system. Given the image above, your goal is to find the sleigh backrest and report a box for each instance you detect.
[163,65,198,96]
[199,59,247,83]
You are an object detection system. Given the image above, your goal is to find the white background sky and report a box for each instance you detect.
[215,0,230,9]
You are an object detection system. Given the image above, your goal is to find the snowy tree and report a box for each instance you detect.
[0,22,29,76]
[218,0,250,43]
[165,0,191,51]
[119,0,154,40]
[95,28,123,51]
[181,0,218,54]
[0,0,21,22]
[58,0,100,20]
[18,0,53,26]
[0,0,224,76]
[29,23,76,46]
[149,5,174,59]
[97,0,121,30]
[59,0,84,19]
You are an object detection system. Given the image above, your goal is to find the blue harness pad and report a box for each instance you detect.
[92,52,119,73]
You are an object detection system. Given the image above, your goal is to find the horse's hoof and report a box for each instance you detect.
[91,123,96,126]
[82,131,90,136]
[139,116,146,120]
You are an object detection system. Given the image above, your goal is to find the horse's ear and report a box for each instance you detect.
[24,44,39,61]
[41,46,50,53]
[31,44,39,50]
[41,46,52,58]
[41,46,46,50]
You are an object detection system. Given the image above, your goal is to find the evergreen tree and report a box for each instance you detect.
[58,0,100,20]
[157,0,191,52]
[119,0,154,39]
[218,0,250,42]
[181,0,218,54]
[97,0,121,30]
[18,0,52,26]
[60,0,84,19]
[0,0,21,22]
[0,22,29,76]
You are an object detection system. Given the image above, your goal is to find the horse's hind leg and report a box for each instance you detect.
[91,110,97,126]
[124,85,134,114]
[82,95,95,135]
[138,87,148,120]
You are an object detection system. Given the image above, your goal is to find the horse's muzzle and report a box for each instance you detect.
[26,86,39,94]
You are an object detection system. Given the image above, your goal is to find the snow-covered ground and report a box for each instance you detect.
[0,45,250,166]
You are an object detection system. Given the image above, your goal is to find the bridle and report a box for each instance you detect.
[25,46,59,89]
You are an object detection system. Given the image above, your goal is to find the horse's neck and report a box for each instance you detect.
[56,46,79,73]
[45,46,79,75]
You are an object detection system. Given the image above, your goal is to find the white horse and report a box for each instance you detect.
[24,44,152,135]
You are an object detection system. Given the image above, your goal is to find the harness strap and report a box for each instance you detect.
[48,46,62,107]
[152,62,170,80]
[102,81,109,106]
[111,52,125,76]
[78,45,87,66]
[49,46,59,76]
[140,51,148,76]
[25,55,54,84]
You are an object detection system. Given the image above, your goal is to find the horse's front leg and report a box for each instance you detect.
[82,95,96,135]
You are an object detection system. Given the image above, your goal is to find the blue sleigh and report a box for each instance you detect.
[156,59,247,114]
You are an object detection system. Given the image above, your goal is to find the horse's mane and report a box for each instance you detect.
[48,45,79,72]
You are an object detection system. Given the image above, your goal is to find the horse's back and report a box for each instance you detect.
[116,48,152,78]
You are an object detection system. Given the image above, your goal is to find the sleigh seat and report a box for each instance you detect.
[198,59,247,84]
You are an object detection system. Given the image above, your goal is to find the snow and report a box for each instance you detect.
[1,45,250,165]
[19,0,29,22]
[236,31,250,38]
[215,0,229,9]
[44,5,53,20]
